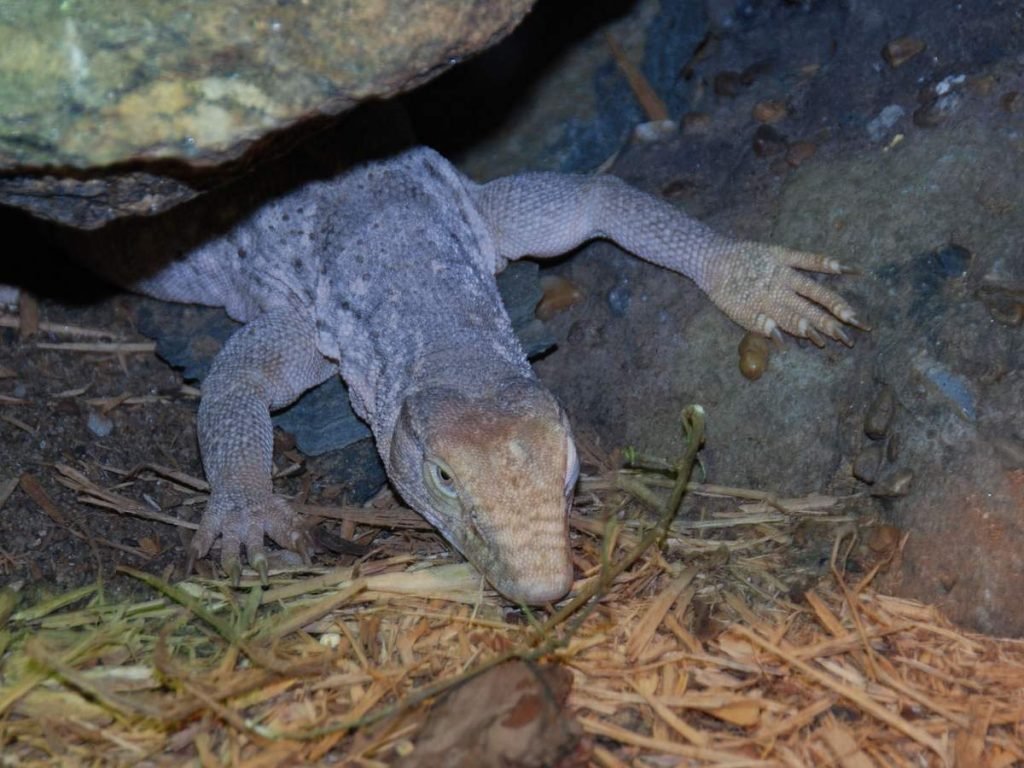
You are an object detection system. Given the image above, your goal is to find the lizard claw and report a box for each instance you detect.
[805,326,827,349]
[294,534,313,566]
[189,488,303,584]
[705,241,865,347]
[251,550,270,585]
[226,556,243,588]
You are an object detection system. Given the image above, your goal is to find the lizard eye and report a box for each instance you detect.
[425,460,459,499]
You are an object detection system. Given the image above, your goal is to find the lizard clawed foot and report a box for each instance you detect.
[187,489,311,585]
[707,241,869,346]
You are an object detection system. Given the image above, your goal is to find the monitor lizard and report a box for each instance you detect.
[89,146,863,604]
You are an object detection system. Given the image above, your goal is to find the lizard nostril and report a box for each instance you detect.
[467,507,484,540]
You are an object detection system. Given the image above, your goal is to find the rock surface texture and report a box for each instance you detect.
[0,0,534,227]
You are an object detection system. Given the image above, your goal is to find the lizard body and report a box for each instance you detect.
[93,147,861,604]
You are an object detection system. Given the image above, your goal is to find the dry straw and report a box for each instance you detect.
[1,407,1022,766]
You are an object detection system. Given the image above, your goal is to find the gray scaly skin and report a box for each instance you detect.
[104,147,862,604]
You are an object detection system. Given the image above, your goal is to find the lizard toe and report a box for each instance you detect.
[249,548,270,585]
[224,555,243,587]
[194,489,302,582]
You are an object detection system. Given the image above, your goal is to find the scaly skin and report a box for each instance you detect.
[92,148,862,603]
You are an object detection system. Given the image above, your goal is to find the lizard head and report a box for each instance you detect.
[388,379,578,605]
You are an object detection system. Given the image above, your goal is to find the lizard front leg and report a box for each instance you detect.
[193,306,336,583]
[472,173,865,344]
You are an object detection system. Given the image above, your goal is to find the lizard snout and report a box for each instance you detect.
[390,381,578,605]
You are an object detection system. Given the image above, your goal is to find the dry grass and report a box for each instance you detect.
[2,422,1023,766]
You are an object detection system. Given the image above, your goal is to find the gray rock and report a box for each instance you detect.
[86,411,114,438]
[0,0,534,227]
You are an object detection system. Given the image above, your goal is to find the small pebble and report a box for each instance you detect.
[967,74,996,96]
[1000,91,1022,113]
[536,275,584,321]
[752,125,787,157]
[871,468,914,498]
[86,411,114,438]
[913,93,961,127]
[738,332,771,380]
[632,119,678,143]
[752,99,787,124]
[864,386,895,439]
[933,73,966,97]
[852,442,884,484]
[882,37,926,68]
[713,71,743,97]
[785,141,817,167]
[867,524,902,552]
[986,299,1024,327]
[978,280,1024,326]
[866,104,905,142]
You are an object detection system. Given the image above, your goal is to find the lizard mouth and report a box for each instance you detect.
[459,498,574,606]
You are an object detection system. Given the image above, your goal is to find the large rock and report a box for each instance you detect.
[0,0,534,228]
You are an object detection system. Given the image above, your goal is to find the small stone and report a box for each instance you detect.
[913,93,962,127]
[738,332,771,380]
[713,71,743,97]
[86,411,114,438]
[681,112,712,134]
[986,299,1024,327]
[933,74,967,97]
[882,37,926,68]
[968,75,996,97]
[632,119,678,144]
[852,443,884,484]
[978,281,1024,327]
[871,468,914,498]
[1001,91,1023,113]
[867,524,902,552]
[752,100,787,124]
[536,275,584,321]
[866,104,905,142]
[785,141,816,167]
[864,386,895,439]
[752,125,787,157]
